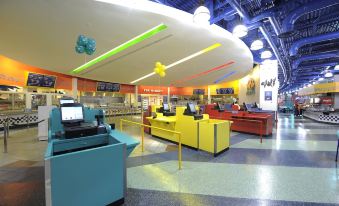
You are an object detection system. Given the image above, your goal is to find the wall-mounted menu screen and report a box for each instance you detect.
[96,82,120,92]
[193,89,205,95]
[26,73,56,88]
[216,88,234,94]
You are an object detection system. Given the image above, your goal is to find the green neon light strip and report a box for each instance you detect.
[71,23,168,74]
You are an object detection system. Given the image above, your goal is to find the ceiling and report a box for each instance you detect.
[152,0,339,92]
[0,0,253,87]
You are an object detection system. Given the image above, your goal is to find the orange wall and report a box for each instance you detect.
[0,55,73,90]
[0,55,239,95]
[0,55,135,93]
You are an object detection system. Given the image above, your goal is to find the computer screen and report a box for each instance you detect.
[163,103,169,111]
[60,99,74,104]
[188,103,196,113]
[61,106,84,122]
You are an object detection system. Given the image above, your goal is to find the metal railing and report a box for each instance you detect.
[120,119,183,170]
[3,116,9,153]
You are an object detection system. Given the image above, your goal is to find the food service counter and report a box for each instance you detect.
[146,106,231,156]
[204,104,273,135]
[303,110,339,124]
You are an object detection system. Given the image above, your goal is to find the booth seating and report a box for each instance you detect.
[146,104,231,156]
[204,104,274,136]
[45,105,139,206]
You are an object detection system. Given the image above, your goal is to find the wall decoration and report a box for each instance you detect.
[216,88,234,94]
[246,78,255,95]
[264,91,272,101]
[261,78,276,88]
[96,82,120,92]
[75,35,96,55]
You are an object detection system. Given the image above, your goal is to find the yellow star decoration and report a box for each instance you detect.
[154,62,166,77]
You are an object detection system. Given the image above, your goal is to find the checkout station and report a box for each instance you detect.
[44,99,139,206]
[204,103,274,136]
[146,103,232,156]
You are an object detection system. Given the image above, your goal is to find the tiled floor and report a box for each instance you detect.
[0,114,338,205]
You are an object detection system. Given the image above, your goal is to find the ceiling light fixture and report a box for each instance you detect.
[193,6,210,26]
[318,77,324,81]
[71,23,168,74]
[130,43,222,84]
[324,72,333,78]
[335,65,339,70]
[250,39,264,50]
[232,24,248,38]
[261,50,272,59]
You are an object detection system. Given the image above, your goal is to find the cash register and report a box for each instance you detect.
[162,102,175,116]
[61,103,103,139]
[184,102,203,120]
[45,103,139,206]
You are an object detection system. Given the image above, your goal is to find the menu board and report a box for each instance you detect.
[26,73,56,88]
[193,89,205,95]
[96,82,120,92]
[216,88,234,94]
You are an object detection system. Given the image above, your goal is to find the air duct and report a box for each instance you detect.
[281,0,339,36]
[289,31,339,56]
[292,51,339,69]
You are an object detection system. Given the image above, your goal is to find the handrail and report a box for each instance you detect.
[120,119,182,170]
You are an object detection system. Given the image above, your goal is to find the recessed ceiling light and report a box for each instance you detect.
[71,23,168,74]
[232,24,248,38]
[130,43,222,84]
[173,61,234,85]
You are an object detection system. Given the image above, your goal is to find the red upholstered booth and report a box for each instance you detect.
[204,104,273,136]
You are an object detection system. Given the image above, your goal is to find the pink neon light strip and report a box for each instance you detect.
[172,61,235,85]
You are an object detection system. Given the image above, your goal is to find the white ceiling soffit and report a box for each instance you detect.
[0,0,253,86]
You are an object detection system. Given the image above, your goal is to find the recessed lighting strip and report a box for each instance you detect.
[130,43,221,84]
[214,71,237,84]
[172,61,234,85]
[71,23,168,74]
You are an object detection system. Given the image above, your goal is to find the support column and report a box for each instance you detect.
[25,93,32,111]
[72,78,78,101]
[46,94,52,106]
[135,85,138,107]
[167,87,170,103]
[334,75,339,109]
[11,93,15,110]
[207,87,211,104]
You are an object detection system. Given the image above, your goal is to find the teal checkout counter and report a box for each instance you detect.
[45,103,139,206]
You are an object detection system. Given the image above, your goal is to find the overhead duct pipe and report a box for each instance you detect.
[289,31,339,56]
[281,0,339,36]
[292,51,339,69]
[226,0,289,85]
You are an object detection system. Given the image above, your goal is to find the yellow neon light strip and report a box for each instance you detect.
[130,43,221,84]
